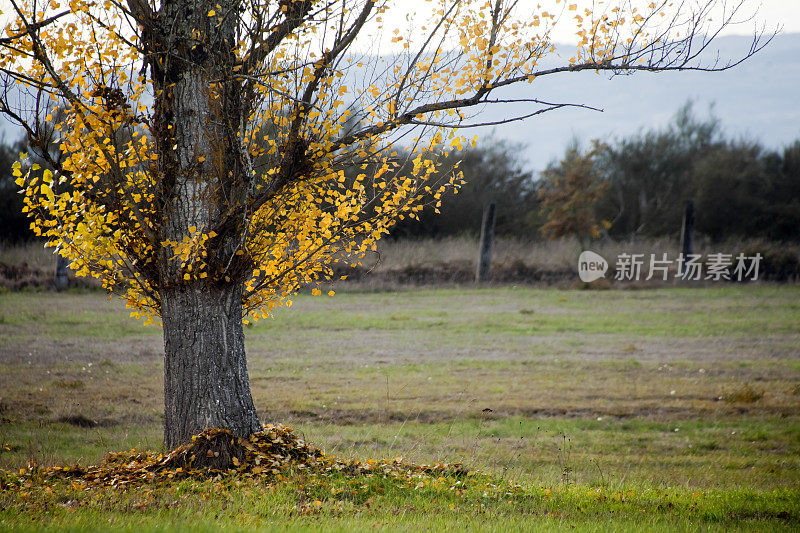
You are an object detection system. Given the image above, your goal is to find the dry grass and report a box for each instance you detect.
[1,287,799,531]
[365,235,800,276]
[0,242,59,271]
[3,237,799,291]
[1,287,799,491]
[723,383,765,403]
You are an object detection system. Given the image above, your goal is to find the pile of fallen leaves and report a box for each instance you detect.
[5,424,467,488]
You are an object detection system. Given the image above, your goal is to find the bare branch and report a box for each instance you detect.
[0,8,71,45]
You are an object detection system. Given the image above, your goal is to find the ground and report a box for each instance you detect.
[0,285,799,530]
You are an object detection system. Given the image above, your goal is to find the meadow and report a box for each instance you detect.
[0,285,799,531]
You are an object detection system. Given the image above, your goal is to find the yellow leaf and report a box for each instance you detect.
[207,9,216,16]
[41,183,55,203]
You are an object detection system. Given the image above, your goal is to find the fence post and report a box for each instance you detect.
[680,199,695,257]
[476,203,496,284]
[55,254,69,291]
[678,199,695,279]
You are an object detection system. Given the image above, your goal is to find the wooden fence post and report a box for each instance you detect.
[55,254,69,291]
[678,199,695,279]
[680,199,695,257]
[476,203,496,284]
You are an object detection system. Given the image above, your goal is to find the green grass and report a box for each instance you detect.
[1,285,800,530]
[253,286,800,338]
[0,293,157,341]
[1,474,798,532]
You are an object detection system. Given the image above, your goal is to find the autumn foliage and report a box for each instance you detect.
[6,425,466,488]
[538,142,610,244]
[0,0,769,324]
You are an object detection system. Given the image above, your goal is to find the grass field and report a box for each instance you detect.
[1,285,799,531]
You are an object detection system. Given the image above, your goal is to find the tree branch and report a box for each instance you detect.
[0,8,71,45]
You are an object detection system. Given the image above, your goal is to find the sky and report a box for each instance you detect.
[0,0,796,41]
[376,1,800,169]
[747,0,800,33]
[1,0,798,164]
[374,0,798,47]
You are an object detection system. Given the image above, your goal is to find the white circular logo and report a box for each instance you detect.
[578,251,608,282]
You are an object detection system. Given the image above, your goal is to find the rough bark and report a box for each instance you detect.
[150,0,260,449]
[161,283,261,449]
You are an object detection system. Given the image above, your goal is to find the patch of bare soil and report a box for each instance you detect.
[282,408,454,425]
[0,337,163,366]
[276,400,796,426]
[55,414,119,428]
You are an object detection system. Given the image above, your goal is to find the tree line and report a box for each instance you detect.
[2,103,798,246]
[391,103,800,243]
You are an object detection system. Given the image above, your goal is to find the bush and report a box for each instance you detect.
[0,137,34,243]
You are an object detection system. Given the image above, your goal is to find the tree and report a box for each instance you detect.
[589,103,800,242]
[692,141,767,241]
[0,135,34,243]
[0,108,67,243]
[390,138,536,238]
[0,0,772,450]
[692,140,800,242]
[596,102,722,238]
[538,140,609,247]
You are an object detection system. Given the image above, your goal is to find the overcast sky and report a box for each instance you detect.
[0,0,796,35]
[1,0,797,153]
[371,0,796,47]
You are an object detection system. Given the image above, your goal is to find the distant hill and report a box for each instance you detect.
[477,33,800,170]
[2,33,797,172]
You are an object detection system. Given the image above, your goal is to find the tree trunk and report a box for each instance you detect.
[151,0,258,449]
[161,283,261,449]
